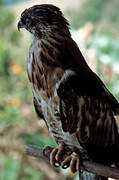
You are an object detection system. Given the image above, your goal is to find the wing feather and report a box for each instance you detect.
[57,70,119,155]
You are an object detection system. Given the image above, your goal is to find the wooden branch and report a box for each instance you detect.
[26,144,119,179]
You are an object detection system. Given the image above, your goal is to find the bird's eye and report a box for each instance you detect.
[26,18,30,24]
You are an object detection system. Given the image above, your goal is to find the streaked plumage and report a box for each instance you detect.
[18,4,119,179]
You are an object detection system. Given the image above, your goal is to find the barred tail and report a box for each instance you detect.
[80,171,108,180]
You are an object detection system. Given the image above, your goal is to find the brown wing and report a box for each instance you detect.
[57,70,119,164]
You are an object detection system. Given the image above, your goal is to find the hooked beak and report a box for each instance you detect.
[17,20,26,31]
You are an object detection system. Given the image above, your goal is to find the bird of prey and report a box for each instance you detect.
[18,4,119,180]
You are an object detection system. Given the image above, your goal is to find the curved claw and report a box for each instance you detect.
[50,148,60,167]
[71,152,81,173]
[61,156,71,169]
[56,143,65,162]
[54,161,61,167]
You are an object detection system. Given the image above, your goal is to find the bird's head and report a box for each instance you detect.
[17,4,70,38]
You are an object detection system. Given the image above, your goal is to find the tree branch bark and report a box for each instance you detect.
[26,144,119,179]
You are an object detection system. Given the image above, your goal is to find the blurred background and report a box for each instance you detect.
[0,0,119,179]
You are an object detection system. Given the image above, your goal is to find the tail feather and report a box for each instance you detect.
[80,171,108,180]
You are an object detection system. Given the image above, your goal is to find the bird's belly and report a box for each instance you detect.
[48,119,80,148]
[32,85,80,148]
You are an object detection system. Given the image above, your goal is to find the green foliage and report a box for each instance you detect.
[0,0,3,5]
[0,38,11,76]
[22,167,45,180]
[67,0,119,33]
[0,7,14,31]
[97,0,119,34]
[1,157,21,180]
[0,106,24,127]
[0,5,21,46]
[88,33,119,100]
[67,0,109,29]
[90,34,119,61]
[10,30,21,45]
[23,133,57,147]
[0,6,21,77]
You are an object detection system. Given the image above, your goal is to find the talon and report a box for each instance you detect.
[62,164,69,169]
[50,148,59,167]
[54,160,61,167]
[61,156,71,169]
[56,143,65,162]
[70,154,77,173]
[76,156,81,172]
